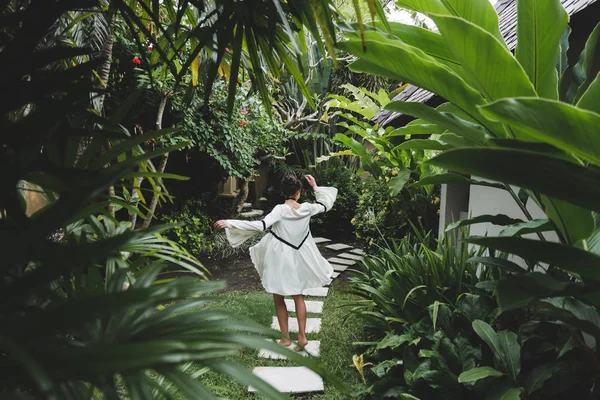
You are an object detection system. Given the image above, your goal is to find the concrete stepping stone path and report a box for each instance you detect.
[327,257,356,266]
[325,243,353,251]
[250,242,364,395]
[302,287,329,297]
[249,367,324,393]
[258,340,321,359]
[332,264,349,272]
[338,252,363,261]
[285,299,323,313]
[271,316,321,333]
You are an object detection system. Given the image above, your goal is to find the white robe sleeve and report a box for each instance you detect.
[224,205,282,248]
[308,186,338,216]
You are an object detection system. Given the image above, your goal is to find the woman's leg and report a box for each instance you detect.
[273,294,291,346]
[292,294,309,351]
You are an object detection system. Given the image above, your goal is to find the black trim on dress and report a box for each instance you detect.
[269,230,311,250]
[315,201,327,212]
[261,220,266,231]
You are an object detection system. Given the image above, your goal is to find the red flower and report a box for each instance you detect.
[239,120,246,127]
[225,47,230,52]
[132,57,141,65]
[147,44,153,51]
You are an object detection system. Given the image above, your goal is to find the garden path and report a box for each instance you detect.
[248,238,363,395]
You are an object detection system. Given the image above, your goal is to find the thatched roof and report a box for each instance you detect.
[373,0,599,126]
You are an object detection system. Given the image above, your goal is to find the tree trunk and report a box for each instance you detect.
[234,180,250,214]
[128,176,144,230]
[141,153,169,228]
[76,3,116,163]
[140,94,171,229]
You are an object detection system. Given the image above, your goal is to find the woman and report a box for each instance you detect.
[214,174,337,351]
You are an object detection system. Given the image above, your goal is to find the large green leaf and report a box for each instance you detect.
[496,331,521,380]
[389,124,446,137]
[468,256,524,274]
[515,0,568,99]
[572,22,600,103]
[467,236,600,282]
[485,380,523,400]
[432,15,536,106]
[340,33,492,130]
[386,102,489,145]
[446,214,524,232]
[411,173,505,190]
[426,148,600,213]
[458,366,503,383]
[495,272,587,312]
[472,320,502,361]
[498,219,554,237]
[541,196,594,245]
[395,0,504,43]
[396,139,452,151]
[333,133,381,176]
[538,297,600,337]
[389,170,412,196]
[384,22,460,73]
[577,74,600,114]
[524,364,556,395]
[481,97,600,166]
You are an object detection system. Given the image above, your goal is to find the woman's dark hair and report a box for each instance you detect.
[281,174,302,198]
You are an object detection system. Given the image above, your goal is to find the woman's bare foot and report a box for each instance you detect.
[294,337,309,352]
[278,339,292,347]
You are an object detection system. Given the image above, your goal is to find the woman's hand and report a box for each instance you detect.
[214,220,229,229]
[305,174,317,188]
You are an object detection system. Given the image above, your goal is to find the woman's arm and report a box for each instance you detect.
[304,175,338,216]
[214,206,282,248]
[214,205,282,231]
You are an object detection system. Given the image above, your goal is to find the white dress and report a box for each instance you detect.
[225,186,338,295]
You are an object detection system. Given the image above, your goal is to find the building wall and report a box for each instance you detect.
[467,178,558,243]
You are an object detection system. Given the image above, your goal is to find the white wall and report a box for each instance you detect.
[467,178,558,243]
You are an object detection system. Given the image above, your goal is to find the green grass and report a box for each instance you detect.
[176,279,367,399]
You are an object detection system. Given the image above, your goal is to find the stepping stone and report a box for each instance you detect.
[242,202,252,209]
[313,237,332,244]
[328,257,356,266]
[303,287,329,297]
[338,252,363,261]
[351,248,365,255]
[331,271,340,278]
[285,299,323,313]
[332,264,348,272]
[239,209,264,218]
[271,316,321,333]
[325,243,353,251]
[249,367,324,393]
[258,340,321,359]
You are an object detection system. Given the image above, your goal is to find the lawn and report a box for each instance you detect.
[176,278,367,399]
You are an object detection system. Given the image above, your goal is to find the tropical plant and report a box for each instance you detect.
[349,234,598,399]
[340,0,600,354]
[307,165,362,238]
[0,1,346,397]
[161,199,216,256]
[348,230,494,331]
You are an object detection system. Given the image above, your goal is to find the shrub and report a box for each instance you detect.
[352,173,439,247]
[349,233,598,399]
[162,199,216,256]
[308,166,362,238]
